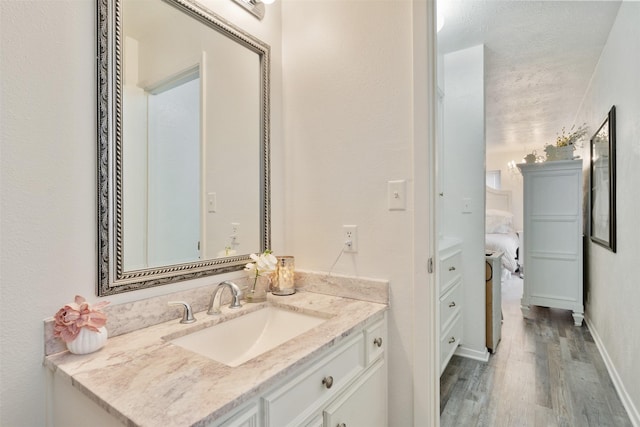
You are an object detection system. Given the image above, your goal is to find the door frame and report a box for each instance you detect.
[412,0,439,425]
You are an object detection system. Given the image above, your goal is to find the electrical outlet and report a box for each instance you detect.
[231,222,240,236]
[343,225,358,253]
[231,223,240,245]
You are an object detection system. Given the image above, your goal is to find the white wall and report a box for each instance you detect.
[0,0,284,425]
[281,1,416,424]
[442,45,488,359]
[574,1,640,423]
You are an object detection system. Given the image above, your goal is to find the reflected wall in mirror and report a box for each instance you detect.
[590,105,616,252]
[98,0,271,295]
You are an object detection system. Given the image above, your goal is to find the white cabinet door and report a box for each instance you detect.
[323,360,386,427]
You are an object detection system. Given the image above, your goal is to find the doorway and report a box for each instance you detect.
[146,73,201,267]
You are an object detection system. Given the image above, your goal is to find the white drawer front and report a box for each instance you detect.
[263,333,365,426]
[323,359,387,427]
[440,314,462,374]
[440,250,462,294]
[364,319,385,365]
[439,280,463,334]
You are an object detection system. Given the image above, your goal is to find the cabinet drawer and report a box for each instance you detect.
[263,333,365,426]
[440,250,462,294]
[323,359,386,427]
[364,319,385,365]
[440,314,462,374]
[439,280,462,333]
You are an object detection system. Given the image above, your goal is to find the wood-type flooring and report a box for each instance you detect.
[440,276,632,427]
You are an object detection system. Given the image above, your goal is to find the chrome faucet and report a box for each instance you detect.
[207,280,243,315]
[168,301,196,324]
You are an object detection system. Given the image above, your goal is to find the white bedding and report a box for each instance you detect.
[485,232,519,273]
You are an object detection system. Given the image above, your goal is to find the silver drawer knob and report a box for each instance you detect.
[448,266,456,271]
[373,337,383,348]
[322,376,334,389]
[448,301,456,308]
[337,424,347,427]
[448,336,456,344]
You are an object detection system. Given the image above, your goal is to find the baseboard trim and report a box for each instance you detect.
[585,316,640,427]
[455,345,490,363]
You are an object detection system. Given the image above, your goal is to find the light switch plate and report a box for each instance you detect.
[462,197,472,213]
[388,180,407,211]
[207,192,217,213]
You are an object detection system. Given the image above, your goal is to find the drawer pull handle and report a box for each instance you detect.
[338,424,347,427]
[373,337,383,348]
[448,301,456,308]
[322,376,334,389]
[448,336,456,344]
[448,266,456,271]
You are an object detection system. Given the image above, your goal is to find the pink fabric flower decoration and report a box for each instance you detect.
[53,295,110,343]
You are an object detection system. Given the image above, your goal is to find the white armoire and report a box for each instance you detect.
[517,160,584,326]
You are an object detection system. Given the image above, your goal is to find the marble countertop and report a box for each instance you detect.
[45,291,387,427]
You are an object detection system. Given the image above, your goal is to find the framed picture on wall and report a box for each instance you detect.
[590,105,616,252]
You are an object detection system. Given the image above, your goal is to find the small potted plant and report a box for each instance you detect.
[545,123,588,161]
[53,295,110,354]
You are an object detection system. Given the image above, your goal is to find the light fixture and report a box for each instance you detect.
[231,0,274,20]
[507,160,522,178]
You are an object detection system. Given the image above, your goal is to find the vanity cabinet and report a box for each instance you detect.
[49,315,387,427]
[212,401,260,427]
[262,317,387,427]
[213,316,387,427]
[517,160,584,326]
[439,237,463,374]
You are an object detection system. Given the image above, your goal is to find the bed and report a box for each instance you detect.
[485,186,520,275]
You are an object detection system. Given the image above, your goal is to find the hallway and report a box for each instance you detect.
[440,275,632,426]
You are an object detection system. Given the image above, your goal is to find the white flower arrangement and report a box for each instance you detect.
[244,250,277,292]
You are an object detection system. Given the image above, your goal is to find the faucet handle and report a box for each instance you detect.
[168,301,197,324]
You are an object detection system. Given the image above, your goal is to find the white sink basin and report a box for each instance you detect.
[170,306,327,367]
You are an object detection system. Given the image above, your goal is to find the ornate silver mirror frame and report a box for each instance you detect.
[97,0,271,296]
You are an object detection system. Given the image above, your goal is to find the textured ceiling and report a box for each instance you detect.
[437,0,622,153]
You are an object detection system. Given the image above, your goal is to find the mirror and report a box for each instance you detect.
[98,0,271,295]
[590,105,616,252]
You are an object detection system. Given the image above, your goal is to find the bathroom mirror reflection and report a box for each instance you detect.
[98,0,271,296]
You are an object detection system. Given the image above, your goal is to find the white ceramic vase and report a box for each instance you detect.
[66,326,108,355]
[555,145,575,160]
